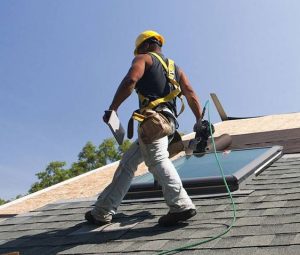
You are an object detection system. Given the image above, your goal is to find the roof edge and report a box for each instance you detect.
[0,160,120,212]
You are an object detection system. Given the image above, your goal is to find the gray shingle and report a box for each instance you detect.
[106,241,137,252]
[47,201,94,210]
[135,226,191,241]
[253,187,300,196]
[282,173,300,178]
[256,201,287,209]
[56,242,139,255]
[244,195,266,203]
[190,248,259,255]
[224,247,259,255]
[242,208,265,217]
[233,235,274,247]
[21,215,62,224]
[0,240,6,245]
[246,183,300,190]
[250,177,300,185]
[69,223,113,235]
[188,226,228,239]
[136,240,169,251]
[235,216,266,226]
[261,208,282,216]
[291,233,300,244]
[0,224,19,232]
[123,240,160,253]
[285,200,300,207]
[159,239,216,252]
[278,223,300,234]
[257,224,283,235]
[283,207,300,215]
[212,236,245,249]
[0,216,30,226]
[33,207,87,217]
[270,233,297,245]
[52,244,96,255]
[0,229,47,240]
[15,212,42,217]
[262,214,300,225]
[0,246,61,255]
[226,225,261,236]
[0,237,31,249]
[253,245,300,255]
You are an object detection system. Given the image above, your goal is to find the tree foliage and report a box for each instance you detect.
[0,195,23,206]
[29,161,69,193]
[29,138,132,194]
[0,198,8,206]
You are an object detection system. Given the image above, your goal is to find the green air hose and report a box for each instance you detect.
[156,100,237,255]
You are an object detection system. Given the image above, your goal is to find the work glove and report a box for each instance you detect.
[190,119,214,153]
[103,110,113,123]
[193,119,203,133]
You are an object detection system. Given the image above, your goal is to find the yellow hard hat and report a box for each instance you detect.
[134,30,165,55]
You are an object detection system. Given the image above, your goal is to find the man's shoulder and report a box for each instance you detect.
[133,53,153,66]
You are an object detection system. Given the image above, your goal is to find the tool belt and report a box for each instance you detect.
[128,109,174,144]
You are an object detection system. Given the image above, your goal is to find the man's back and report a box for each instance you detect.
[135,53,179,112]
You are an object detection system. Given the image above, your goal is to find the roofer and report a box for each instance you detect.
[85,30,203,227]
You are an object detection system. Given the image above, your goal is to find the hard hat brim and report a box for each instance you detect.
[134,30,164,56]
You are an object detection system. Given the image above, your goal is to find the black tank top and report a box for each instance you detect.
[135,53,179,115]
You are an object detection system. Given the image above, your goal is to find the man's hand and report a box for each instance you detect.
[193,119,203,132]
[103,110,112,123]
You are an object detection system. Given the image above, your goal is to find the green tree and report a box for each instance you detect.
[119,139,132,154]
[0,198,8,205]
[0,195,23,205]
[97,138,132,165]
[29,161,69,193]
[28,138,132,194]
[69,141,101,177]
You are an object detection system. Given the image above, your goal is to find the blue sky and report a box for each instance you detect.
[1,0,300,200]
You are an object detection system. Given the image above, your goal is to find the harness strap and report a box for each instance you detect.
[142,52,185,115]
[132,112,145,122]
[149,52,169,75]
[141,87,181,110]
[127,52,185,138]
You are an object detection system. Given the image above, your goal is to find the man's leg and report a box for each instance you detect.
[139,136,196,226]
[86,141,143,225]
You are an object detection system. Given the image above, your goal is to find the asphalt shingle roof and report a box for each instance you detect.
[1,153,300,255]
[229,128,300,154]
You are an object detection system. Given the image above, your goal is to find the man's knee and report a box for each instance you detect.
[119,141,142,173]
[145,154,169,169]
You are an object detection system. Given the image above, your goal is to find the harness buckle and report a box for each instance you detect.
[141,97,150,107]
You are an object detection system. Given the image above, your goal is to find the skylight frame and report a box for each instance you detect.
[125,145,283,200]
[234,145,283,181]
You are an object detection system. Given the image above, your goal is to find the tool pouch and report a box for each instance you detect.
[138,109,173,144]
[168,130,184,157]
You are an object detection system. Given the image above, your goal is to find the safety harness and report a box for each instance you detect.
[127,52,185,139]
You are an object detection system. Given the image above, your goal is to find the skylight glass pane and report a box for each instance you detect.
[132,147,272,184]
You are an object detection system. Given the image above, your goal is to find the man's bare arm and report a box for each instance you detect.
[108,55,147,111]
[178,68,202,121]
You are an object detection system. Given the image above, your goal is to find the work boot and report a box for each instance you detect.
[158,209,197,227]
[85,210,112,226]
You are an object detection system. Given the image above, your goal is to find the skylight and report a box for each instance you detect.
[125,146,283,199]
